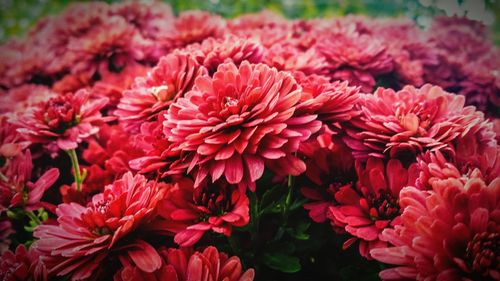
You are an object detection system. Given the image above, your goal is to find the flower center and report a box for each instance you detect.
[151,85,174,102]
[194,183,232,218]
[95,200,110,214]
[41,96,79,133]
[367,190,400,221]
[223,96,239,108]
[466,232,499,277]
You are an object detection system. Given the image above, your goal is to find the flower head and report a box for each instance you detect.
[159,177,249,247]
[0,245,47,281]
[32,172,167,280]
[164,61,321,190]
[165,11,226,48]
[15,90,108,154]
[344,84,489,160]
[371,173,500,280]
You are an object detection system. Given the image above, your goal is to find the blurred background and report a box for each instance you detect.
[1,0,499,43]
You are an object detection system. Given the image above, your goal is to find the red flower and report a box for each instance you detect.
[327,157,418,259]
[0,150,59,211]
[159,177,249,247]
[14,90,108,154]
[344,84,490,160]
[179,35,264,73]
[315,31,393,92]
[300,130,355,224]
[116,53,206,132]
[0,245,47,281]
[0,116,28,160]
[371,174,500,280]
[165,11,226,48]
[263,43,327,75]
[164,61,321,190]
[0,218,13,253]
[0,84,55,115]
[32,172,167,280]
[115,246,255,281]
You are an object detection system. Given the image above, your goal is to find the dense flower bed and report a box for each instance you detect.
[0,2,499,281]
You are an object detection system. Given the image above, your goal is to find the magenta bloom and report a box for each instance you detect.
[0,245,47,281]
[115,246,254,281]
[0,116,28,160]
[327,157,419,259]
[164,61,321,190]
[344,84,490,160]
[32,172,167,280]
[0,150,59,211]
[371,174,500,281]
[165,11,226,48]
[15,90,108,153]
[116,53,206,132]
[263,43,327,75]
[0,218,13,253]
[159,177,249,247]
[315,31,393,92]
[180,35,264,73]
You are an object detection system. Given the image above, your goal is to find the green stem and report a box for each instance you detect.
[26,211,41,226]
[66,149,82,192]
[250,192,260,243]
[283,174,294,218]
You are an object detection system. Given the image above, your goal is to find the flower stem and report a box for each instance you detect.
[282,174,294,224]
[66,149,82,192]
[25,211,41,226]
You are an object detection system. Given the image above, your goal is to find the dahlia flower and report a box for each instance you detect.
[159,177,249,247]
[315,31,393,92]
[0,150,59,211]
[116,53,206,132]
[0,84,55,115]
[165,11,226,48]
[14,89,109,154]
[164,61,321,190]
[115,246,254,281]
[371,173,500,280]
[327,157,419,259]
[0,245,47,281]
[263,43,327,75]
[180,35,264,73]
[300,130,355,224]
[32,172,167,280]
[344,84,490,160]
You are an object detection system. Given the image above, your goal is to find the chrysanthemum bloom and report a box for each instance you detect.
[179,35,264,73]
[315,31,393,92]
[32,172,167,280]
[159,177,249,247]
[164,11,226,48]
[0,117,28,161]
[300,130,355,224]
[0,218,13,253]
[116,53,206,132]
[164,61,322,190]
[371,173,500,280]
[263,43,327,75]
[327,157,419,259]
[115,246,254,281]
[0,84,55,115]
[129,115,184,178]
[343,84,490,160]
[228,10,287,32]
[293,72,360,130]
[0,245,47,281]
[0,150,59,211]
[14,89,108,154]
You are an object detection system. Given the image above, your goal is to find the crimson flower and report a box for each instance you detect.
[327,157,419,259]
[159,177,249,247]
[32,172,167,280]
[0,218,13,253]
[14,90,108,154]
[165,11,226,48]
[344,84,490,160]
[164,61,321,190]
[0,150,59,211]
[116,53,206,132]
[371,173,500,281]
[263,43,327,75]
[115,246,254,281]
[0,245,47,281]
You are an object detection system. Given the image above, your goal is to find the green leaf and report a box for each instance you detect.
[263,252,301,273]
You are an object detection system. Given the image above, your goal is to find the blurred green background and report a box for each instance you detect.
[0,0,499,43]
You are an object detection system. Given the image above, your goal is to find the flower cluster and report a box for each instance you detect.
[0,3,498,280]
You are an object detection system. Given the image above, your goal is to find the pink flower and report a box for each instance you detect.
[344,84,489,160]
[0,117,28,160]
[14,90,108,153]
[163,61,321,190]
[371,174,500,280]
[0,84,55,115]
[0,245,47,281]
[0,218,13,253]
[32,172,167,280]
[179,35,264,73]
[115,246,254,281]
[159,177,249,247]
[164,11,226,48]
[116,53,206,132]
[315,31,393,92]
[0,150,59,211]
[263,43,327,75]
[327,157,419,259]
